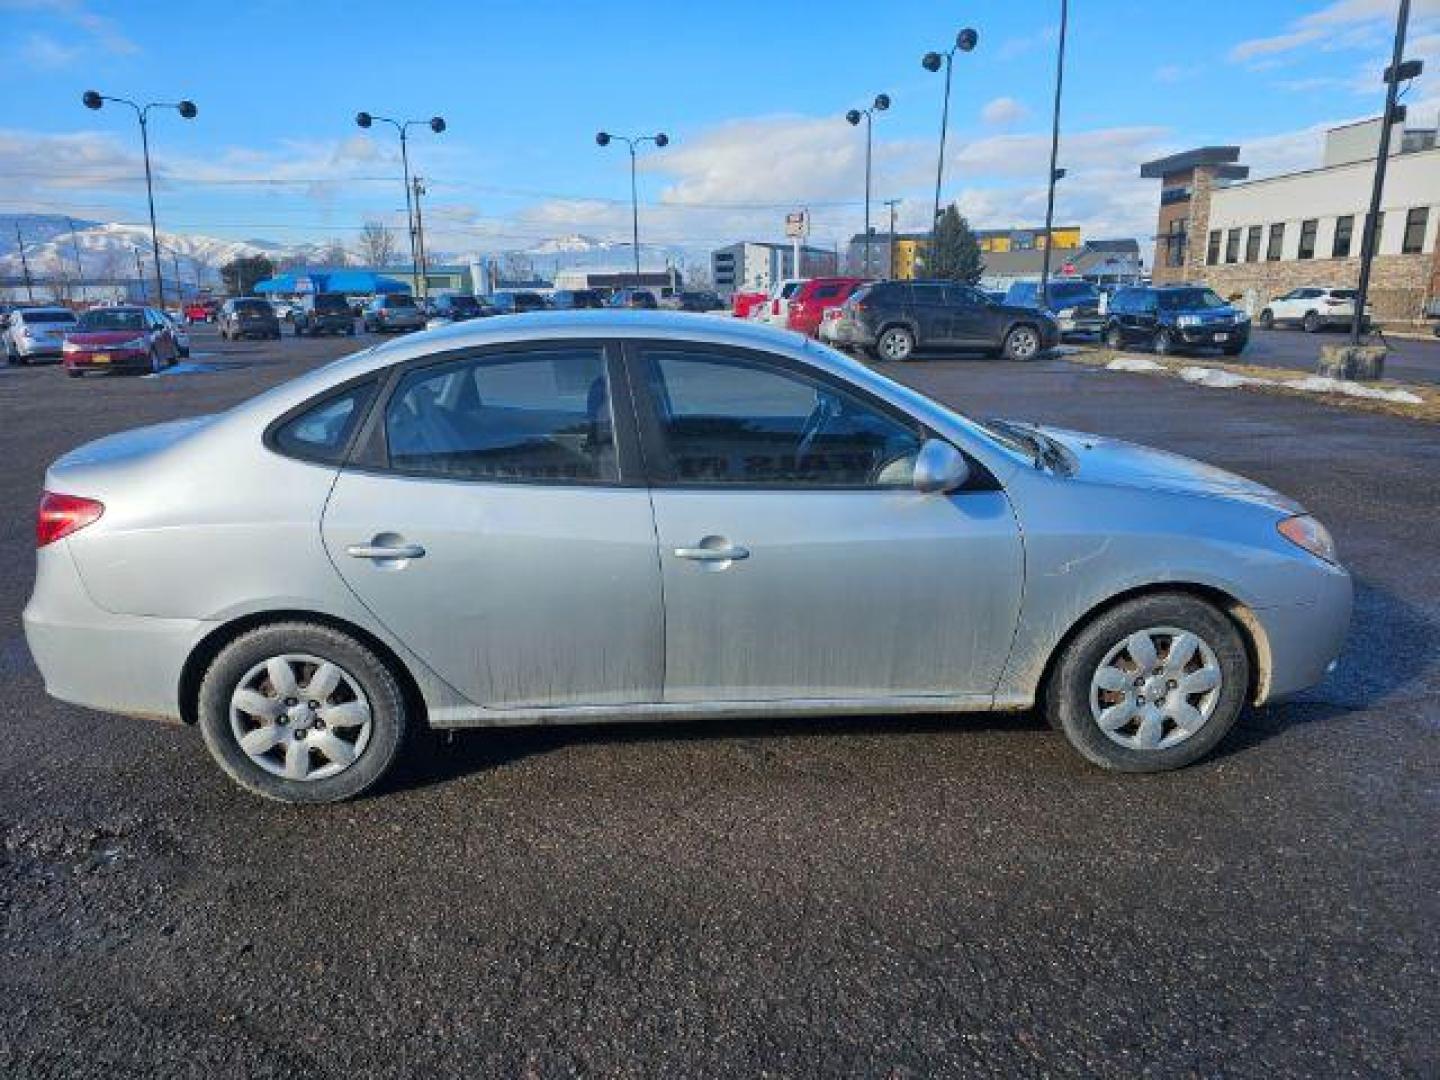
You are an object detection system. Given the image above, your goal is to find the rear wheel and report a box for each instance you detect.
[1103,324,1125,350]
[1045,593,1249,772]
[1258,309,1274,330]
[1003,323,1042,360]
[1153,328,1176,356]
[1303,310,1321,333]
[149,348,162,375]
[876,326,916,362]
[197,622,409,803]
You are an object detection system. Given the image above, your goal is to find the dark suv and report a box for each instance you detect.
[430,293,489,322]
[1004,278,1104,338]
[487,291,550,315]
[606,288,658,310]
[292,292,356,337]
[831,280,1059,361]
[1103,286,1249,356]
[550,289,605,310]
[217,297,281,341]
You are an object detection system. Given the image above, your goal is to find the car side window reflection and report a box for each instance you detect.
[638,349,922,487]
[384,347,616,483]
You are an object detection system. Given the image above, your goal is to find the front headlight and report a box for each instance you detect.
[1278,514,1338,564]
[1176,315,1201,328]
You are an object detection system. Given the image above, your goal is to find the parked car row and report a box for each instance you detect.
[2,303,187,375]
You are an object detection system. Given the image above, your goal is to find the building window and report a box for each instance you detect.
[1224,228,1240,264]
[1165,220,1187,267]
[1298,219,1318,260]
[1207,230,1221,265]
[1245,226,1262,263]
[1267,223,1285,261]
[1402,207,1429,254]
[1332,215,1354,258]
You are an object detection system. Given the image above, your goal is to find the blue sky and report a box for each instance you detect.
[1,0,1436,258]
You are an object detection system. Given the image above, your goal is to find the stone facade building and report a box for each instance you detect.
[1141,122,1440,320]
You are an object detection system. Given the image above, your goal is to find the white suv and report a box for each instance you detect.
[1259,287,1369,333]
[751,278,808,327]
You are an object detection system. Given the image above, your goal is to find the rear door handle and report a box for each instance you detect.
[674,545,749,562]
[347,542,426,560]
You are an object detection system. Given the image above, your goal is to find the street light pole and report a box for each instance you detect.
[356,112,447,297]
[133,247,145,303]
[922,28,979,250]
[65,216,86,299]
[595,131,670,289]
[14,224,34,301]
[883,198,901,278]
[846,93,891,277]
[1038,0,1069,308]
[82,90,197,311]
[1352,0,1414,344]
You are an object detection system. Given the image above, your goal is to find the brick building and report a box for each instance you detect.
[1141,120,1440,320]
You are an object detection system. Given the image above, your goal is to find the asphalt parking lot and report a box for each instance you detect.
[1241,326,1440,385]
[1,324,1436,1078]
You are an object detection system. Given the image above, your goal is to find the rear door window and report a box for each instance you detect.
[271,381,378,465]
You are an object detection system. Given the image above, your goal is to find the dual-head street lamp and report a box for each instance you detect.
[921,28,979,246]
[82,90,197,308]
[356,111,446,296]
[595,131,669,287]
[845,94,890,276]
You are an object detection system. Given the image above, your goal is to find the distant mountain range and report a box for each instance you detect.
[0,215,699,287]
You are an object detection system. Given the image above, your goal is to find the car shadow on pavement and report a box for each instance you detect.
[385,710,1047,795]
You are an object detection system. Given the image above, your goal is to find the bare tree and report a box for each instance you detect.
[499,251,534,284]
[358,221,397,267]
[320,241,349,268]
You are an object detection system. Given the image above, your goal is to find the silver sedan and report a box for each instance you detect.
[23,312,1351,802]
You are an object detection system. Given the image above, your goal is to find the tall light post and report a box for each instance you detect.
[595,131,670,288]
[1352,0,1416,344]
[355,111,446,296]
[922,27,979,251]
[82,90,197,310]
[845,93,890,277]
[1038,0,1069,308]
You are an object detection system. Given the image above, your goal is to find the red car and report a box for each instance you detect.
[184,299,218,323]
[62,306,181,377]
[731,291,768,319]
[786,277,872,337]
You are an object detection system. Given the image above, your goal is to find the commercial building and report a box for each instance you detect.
[979,239,1143,291]
[552,268,681,295]
[1141,117,1440,320]
[710,242,838,296]
[846,226,1085,279]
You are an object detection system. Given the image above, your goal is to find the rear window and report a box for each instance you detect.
[385,295,417,308]
[1158,288,1227,311]
[235,300,272,313]
[448,295,481,312]
[78,309,144,331]
[271,381,378,464]
[313,294,350,312]
[23,310,77,325]
[779,282,803,299]
[1329,289,1357,299]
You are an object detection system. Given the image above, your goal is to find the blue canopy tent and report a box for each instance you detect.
[253,269,410,296]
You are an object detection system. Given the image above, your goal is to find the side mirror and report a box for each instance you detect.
[912,438,970,494]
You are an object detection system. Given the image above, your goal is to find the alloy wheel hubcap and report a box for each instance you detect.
[881,332,911,359]
[1010,329,1038,357]
[229,654,372,781]
[1088,626,1222,751]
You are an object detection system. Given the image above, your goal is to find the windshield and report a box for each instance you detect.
[79,309,145,331]
[448,296,480,312]
[1158,288,1228,310]
[24,310,77,325]
[386,295,417,308]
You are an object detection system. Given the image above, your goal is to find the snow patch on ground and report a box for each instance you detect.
[1106,356,1163,373]
[1284,376,1423,404]
[1179,366,1259,389]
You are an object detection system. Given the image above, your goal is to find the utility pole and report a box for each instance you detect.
[1039,0,1069,308]
[134,248,145,303]
[65,217,86,300]
[15,224,35,301]
[411,176,429,298]
[1352,0,1414,344]
[883,198,901,278]
[171,250,184,304]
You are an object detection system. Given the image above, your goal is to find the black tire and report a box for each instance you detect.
[347,325,356,336]
[148,348,162,375]
[293,323,304,337]
[1303,310,1321,333]
[876,325,916,362]
[66,369,83,378]
[1258,309,1274,330]
[197,621,410,803]
[1222,343,1246,356]
[1153,328,1176,356]
[1002,323,1043,360]
[1044,592,1250,773]
[1103,324,1125,350]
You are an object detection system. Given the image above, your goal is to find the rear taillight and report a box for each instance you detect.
[37,491,104,547]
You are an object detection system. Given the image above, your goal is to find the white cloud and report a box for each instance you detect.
[1230,0,1440,63]
[20,32,79,68]
[980,97,1030,126]
[0,0,139,56]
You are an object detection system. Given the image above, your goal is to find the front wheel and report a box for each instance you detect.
[1303,311,1321,333]
[1045,593,1249,772]
[197,622,409,803]
[1103,324,1125,350]
[1003,324,1042,360]
[1153,328,1176,356]
[1258,309,1274,330]
[876,326,916,362]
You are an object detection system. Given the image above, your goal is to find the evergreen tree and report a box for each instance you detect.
[927,205,984,284]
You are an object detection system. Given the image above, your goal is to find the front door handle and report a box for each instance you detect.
[674,544,749,562]
[347,542,426,560]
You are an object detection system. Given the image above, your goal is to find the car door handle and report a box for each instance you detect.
[347,542,426,560]
[674,544,749,562]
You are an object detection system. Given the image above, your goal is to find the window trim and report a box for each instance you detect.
[1244,225,1262,263]
[262,373,383,467]
[1332,214,1354,258]
[1402,206,1429,255]
[620,338,973,493]
[1298,218,1318,260]
[1266,222,1285,261]
[346,338,644,488]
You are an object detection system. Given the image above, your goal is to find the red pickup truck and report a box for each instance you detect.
[184,299,218,324]
[731,291,768,319]
[786,277,871,337]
